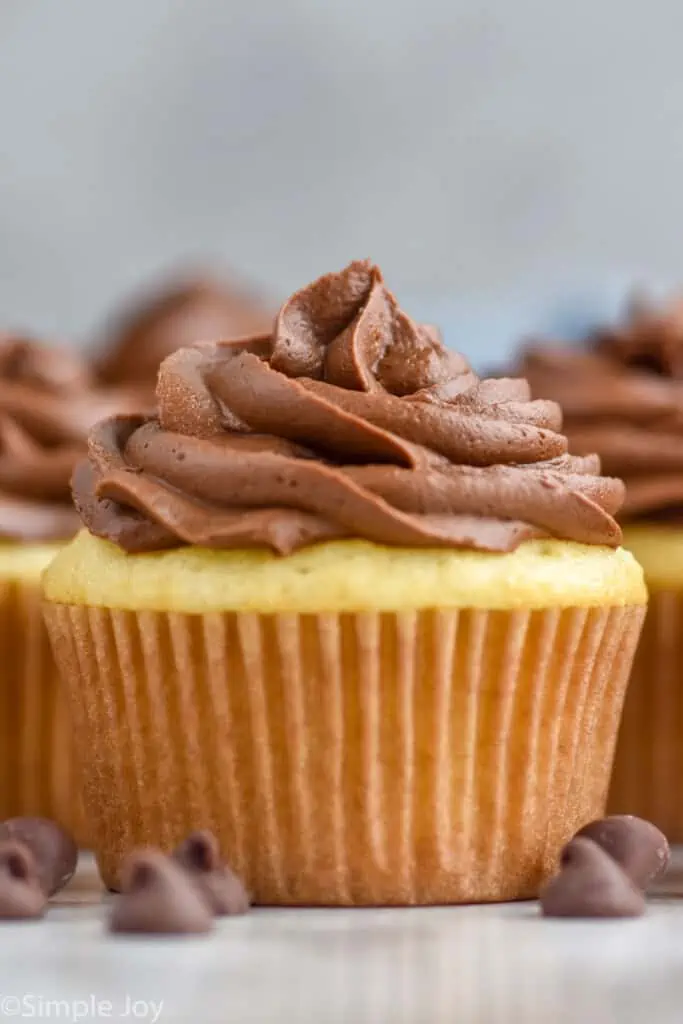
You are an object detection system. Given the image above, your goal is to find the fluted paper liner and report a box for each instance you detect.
[609,590,683,841]
[45,602,644,904]
[0,580,82,835]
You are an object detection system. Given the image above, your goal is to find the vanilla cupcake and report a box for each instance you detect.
[520,297,683,841]
[0,335,137,833]
[44,261,645,904]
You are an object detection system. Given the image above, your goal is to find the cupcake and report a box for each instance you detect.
[520,296,683,841]
[0,335,137,833]
[43,261,645,905]
[96,274,273,389]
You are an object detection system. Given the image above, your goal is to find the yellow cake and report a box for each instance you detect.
[43,260,647,904]
[45,531,643,613]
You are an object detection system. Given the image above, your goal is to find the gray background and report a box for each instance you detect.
[2,0,683,365]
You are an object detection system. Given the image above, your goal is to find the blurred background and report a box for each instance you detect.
[2,0,683,367]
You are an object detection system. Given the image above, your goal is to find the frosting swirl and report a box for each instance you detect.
[521,294,683,521]
[0,335,140,541]
[74,261,624,554]
[96,277,273,387]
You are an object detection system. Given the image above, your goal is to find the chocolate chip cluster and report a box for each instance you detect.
[541,815,670,918]
[109,830,250,936]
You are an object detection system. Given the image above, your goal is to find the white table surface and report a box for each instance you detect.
[0,853,681,1024]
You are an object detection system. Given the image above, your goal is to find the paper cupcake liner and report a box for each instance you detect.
[45,602,644,905]
[0,579,82,836]
[608,590,683,841]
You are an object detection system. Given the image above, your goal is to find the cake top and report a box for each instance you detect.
[96,276,273,387]
[0,335,139,541]
[520,294,683,522]
[74,260,624,554]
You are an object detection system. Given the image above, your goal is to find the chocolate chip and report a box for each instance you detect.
[575,815,670,890]
[0,818,78,896]
[0,841,47,920]
[173,830,250,916]
[109,851,214,936]
[541,837,646,918]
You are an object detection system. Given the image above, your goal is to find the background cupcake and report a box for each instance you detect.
[520,296,683,840]
[0,334,137,834]
[95,274,273,390]
[44,260,645,905]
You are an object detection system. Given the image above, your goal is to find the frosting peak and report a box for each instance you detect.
[271,259,465,395]
[74,262,624,555]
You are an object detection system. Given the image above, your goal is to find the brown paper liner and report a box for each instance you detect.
[0,580,84,838]
[45,602,644,905]
[608,590,683,841]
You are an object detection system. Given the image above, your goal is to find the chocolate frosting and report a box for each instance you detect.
[97,277,273,387]
[0,336,139,542]
[521,295,683,521]
[74,261,624,555]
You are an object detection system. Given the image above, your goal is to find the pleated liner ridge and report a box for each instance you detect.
[0,579,83,835]
[609,591,683,841]
[45,603,644,905]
